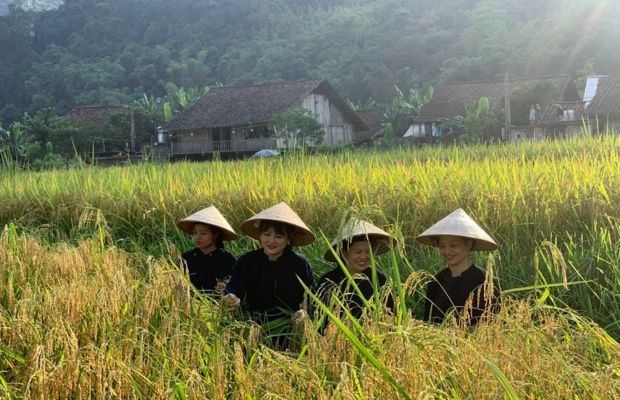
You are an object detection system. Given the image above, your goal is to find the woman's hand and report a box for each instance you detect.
[223,293,240,311]
[215,277,229,295]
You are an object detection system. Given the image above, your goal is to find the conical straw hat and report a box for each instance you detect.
[240,202,315,246]
[177,206,237,240]
[325,219,395,261]
[416,208,498,251]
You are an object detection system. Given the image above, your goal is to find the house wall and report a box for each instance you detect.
[586,117,619,134]
[302,94,355,146]
[175,128,211,144]
[510,127,545,141]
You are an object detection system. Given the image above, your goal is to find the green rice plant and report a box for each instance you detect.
[1,135,620,397]
[0,230,618,398]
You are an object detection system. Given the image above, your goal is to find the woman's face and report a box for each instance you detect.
[192,223,218,253]
[437,235,472,268]
[260,226,289,260]
[342,240,371,273]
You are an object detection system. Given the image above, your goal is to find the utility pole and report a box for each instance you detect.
[504,63,511,141]
[129,107,135,153]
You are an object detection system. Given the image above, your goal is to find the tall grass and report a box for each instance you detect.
[1,135,620,397]
[1,136,619,331]
[1,135,618,248]
[0,229,618,399]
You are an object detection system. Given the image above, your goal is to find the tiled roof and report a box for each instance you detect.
[165,80,366,130]
[66,105,127,125]
[355,108,383,140]
[416,76,577,122]
[586,76,620,118]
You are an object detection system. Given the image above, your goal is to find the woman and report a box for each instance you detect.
[178,205,237,295]
[417,208,501,325]
[224,202,315,325]
[317,220,395,320]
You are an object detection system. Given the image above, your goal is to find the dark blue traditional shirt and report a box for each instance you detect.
[317,266,393,319]
[424,264,500,324]
[181,247,236,294]
[225,247,315,321]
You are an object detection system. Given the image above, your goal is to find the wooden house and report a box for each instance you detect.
[66,105,128,126]
[522,75,620,139]
[164,80,368,158]
[409,76,581,141]
[65,105,142,164]
[583,75,620,132]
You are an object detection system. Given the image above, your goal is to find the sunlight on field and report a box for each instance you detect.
[1,136,620,398]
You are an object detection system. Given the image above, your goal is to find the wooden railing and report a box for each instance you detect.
[171,138,278,155]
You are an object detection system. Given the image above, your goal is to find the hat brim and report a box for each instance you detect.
[177,220,237,241]
[416,234,497,251]
[324,233,395,261]
[240,218,316,246]
[415,208,498,251]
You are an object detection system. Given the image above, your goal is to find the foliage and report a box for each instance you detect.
[0,122,28,162]
[29,141,66,169]
[18,108,77,161]
[439,96,503,143]
[1,135,620,336]
[0,0,618,125]
[270,107,324,149]
[1,135,620,397]
[509,81,560,126]
[383,85,433,141]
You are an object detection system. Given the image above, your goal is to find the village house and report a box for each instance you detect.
[407,75,582,142]
[163,80,368,159]
[514,75,620,139]
[582,75,620,133]
[65,105,142,164]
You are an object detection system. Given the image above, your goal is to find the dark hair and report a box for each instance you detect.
[259,220,296,238]
[434,235,475,251]
[341,235,370,251]
[192,223,225,248]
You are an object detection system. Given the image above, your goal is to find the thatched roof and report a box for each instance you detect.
[66,105,127,125]
[586,76,620,118]
[416,76,579,122]
[164,80,366,130]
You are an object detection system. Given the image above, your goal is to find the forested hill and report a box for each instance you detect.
[0,0,62,16]
[1,0,619,124]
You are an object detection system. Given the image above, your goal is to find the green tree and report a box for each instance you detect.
[270,107,324,150]
[439,96,502,143]
[383,85,433,141]
[0,122,29,163]
[509,81,559,126]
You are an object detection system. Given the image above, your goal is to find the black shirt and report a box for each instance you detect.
[317,266,393,319]
[180,247,236,294]
[225,247,315,321]
[424,264,500,324]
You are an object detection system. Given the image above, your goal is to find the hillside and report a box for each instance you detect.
[0,0,62,15]
[0,0,619,124]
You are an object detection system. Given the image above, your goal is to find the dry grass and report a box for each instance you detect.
[1,135,620,398]
[0,231,618,399]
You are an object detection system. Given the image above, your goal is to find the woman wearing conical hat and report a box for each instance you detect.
[417,209,501,325]
[317,220,395,321]
[178,206,237,295]
[224,202,316,325]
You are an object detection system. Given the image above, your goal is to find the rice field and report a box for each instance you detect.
[1,135,619,398]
